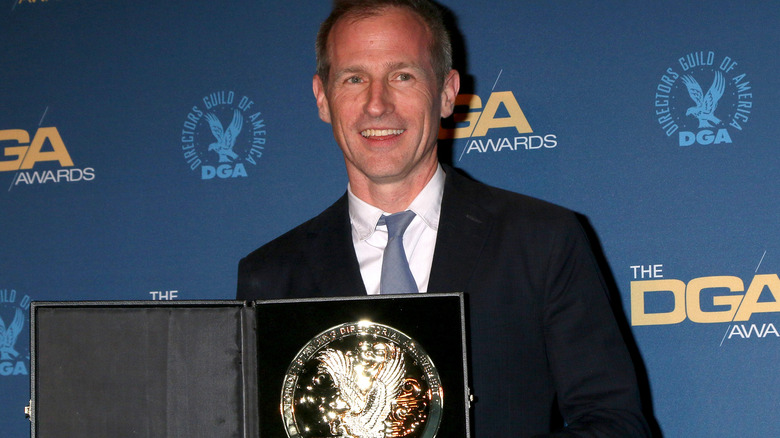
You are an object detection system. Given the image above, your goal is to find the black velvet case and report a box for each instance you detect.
[30,293,469,438]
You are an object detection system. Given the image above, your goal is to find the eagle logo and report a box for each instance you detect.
[681,71,725,128]
[0,308,24,361]
[318,342,406,438]
[204,109,243,163]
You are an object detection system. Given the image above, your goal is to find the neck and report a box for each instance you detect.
[349,161,438,213]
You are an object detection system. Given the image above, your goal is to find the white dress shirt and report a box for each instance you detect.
[348,165,445,295]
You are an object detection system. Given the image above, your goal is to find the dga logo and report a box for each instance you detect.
[441,85,557,159]
[0,289,31,377]
[629,262,779,343]
[654,51,753,146]
[180,91,266,180]
[0,127,95,187]
[439,91,558,158]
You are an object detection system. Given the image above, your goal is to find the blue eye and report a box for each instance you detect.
[398,73,412,81]
[348,76,362,84]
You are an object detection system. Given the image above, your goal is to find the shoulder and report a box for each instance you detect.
[441,166,595,271]
[444,165,578,228]
[237,194,350,300]
[241,193,349,268]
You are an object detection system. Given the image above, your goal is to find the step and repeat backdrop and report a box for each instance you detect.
[2,0,778,436]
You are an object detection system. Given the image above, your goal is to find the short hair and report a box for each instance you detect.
[315,0,453,89]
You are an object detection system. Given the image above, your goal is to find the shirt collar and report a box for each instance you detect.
[348,164,445,240]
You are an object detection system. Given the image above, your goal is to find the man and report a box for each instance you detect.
[238,0,650,436]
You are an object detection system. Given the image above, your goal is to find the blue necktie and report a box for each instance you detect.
[378,210,418,294]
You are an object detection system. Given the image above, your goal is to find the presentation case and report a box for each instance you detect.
[30,293,470,438]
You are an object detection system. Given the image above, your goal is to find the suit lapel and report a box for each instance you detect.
[428,167,493,293]
[304,194,367,297]
[304,169,493,297]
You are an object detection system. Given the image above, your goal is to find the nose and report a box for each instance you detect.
[364,80,394,117]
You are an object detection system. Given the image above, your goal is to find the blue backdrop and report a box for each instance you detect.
[2,0,778,436]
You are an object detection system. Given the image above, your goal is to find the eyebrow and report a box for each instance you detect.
[333,61,425,79]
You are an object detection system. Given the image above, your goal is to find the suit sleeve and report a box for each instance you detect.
[540,215,649,437]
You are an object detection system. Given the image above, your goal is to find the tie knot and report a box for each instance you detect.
[378,210,416,239]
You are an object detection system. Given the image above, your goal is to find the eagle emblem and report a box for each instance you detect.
[681,71,725,128]
[0,308,24,360]
[318,342,406,438]
[204,109,243,162]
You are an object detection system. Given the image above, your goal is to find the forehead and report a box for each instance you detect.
[327,7,433,69]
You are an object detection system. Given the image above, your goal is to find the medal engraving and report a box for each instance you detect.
[282,321,443,438]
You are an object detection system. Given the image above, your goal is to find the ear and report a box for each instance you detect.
[439,69,460,119]
[313,74,332,124]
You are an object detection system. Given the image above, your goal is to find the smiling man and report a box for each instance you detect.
[238,1,650,436]
[311,4,458,214]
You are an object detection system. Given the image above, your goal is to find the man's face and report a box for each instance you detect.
[313,7,459,189]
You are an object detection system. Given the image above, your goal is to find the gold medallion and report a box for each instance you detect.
[281,321,443,437]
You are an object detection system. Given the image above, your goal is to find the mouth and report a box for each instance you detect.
[360,129,405,138]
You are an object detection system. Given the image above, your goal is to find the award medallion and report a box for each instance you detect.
[281,321,443,438]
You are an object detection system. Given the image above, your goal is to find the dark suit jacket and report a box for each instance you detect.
[238,165,649,437]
